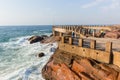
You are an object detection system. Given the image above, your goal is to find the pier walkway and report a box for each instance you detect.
[53,25,113,38]
[52,25,120,68]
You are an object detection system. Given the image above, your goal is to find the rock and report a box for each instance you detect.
[28,36,44,44]
[104,29,120,39]
[41,35,48,39]
[38,52,45,57]
[42,49,120,80]
[50,47,56,52]
[28,36,35,41]
[41,36,61,43]
[50,34,53,37]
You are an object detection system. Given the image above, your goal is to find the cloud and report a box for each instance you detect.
[81,0,120,11]
[101,0,120,11]
[81,0,105,8]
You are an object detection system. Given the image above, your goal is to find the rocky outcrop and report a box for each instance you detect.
[28,35,48,44]
[38,52,45,57]
[41,36,61,43]
[42,49,120,80]
[41,35,48,39]
[104,29,120,39]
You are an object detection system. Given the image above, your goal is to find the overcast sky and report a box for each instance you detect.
[0,0,120,25]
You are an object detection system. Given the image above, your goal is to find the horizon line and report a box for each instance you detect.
[0,24,119,26]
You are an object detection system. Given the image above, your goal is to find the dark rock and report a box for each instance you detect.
[50,34,53,37]
[50,47,56,52]
[38,52,45,57]
[41,35,48,39]
[28,36,44,44]
[28,36,35,41]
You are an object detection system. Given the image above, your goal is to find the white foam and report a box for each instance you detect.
[0,35,58,80]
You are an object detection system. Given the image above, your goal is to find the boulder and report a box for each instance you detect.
[50,34,53,37]
[104,29,120,39]
[38,52,45,57]
[28,36,44,44]
[41,35,48,39]
[104,31,120,39]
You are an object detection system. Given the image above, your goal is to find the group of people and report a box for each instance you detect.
[71,28,105,38]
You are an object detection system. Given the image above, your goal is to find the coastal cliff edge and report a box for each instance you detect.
[42,49,120,80]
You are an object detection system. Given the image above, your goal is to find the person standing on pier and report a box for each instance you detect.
[72,31,75,38]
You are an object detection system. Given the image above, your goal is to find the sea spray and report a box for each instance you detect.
[0,26,53,80]
[0,37,58,80]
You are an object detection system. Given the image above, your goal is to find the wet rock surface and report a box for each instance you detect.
[42,49,120,80]
[38,52,45,57]
[28,35,48,44]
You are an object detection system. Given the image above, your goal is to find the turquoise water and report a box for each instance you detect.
[0,26,52,42]
[0,26,58,80]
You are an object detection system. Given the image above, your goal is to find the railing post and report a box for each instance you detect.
[78,39,83,47]
[68,26,70,31]
[61,37,65,43]
[59,32,62,37]
[105,42,112,52]
[69,26,72,31]
[69,37,72,45]
[74,28,77,33]
[67,26,68,31]
[93,29,95,37]
[72,27,74,31]
[90,40,96,49]
[105,42,113,64]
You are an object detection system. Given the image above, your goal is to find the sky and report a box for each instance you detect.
[0,0,120,25]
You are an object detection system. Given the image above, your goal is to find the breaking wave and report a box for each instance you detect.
[0,34,57,80]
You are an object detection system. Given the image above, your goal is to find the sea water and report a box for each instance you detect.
[0,26,57,80]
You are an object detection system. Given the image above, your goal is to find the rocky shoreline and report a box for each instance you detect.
[42,49,120,80]
[28,34,60,44]
[28,34,120,80]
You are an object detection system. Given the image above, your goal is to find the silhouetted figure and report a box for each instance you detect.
[72,31,75,38]
[100,29,105,37]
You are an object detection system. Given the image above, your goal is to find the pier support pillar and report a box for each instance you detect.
[105,42,113,63]
[92,29,95,37]
[59,32,62,37]
[105,42,112,53]
[61,37,65,43]
[69,37,72,45]
[90,40,96,49]
[78,39,83,47]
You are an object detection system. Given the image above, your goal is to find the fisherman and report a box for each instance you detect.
[72,31,75,38]
[50,44,56,52]
[100,29,105,37]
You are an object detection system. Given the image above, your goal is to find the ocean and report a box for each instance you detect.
[0,26,58,80]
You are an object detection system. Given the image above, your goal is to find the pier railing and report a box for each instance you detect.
[59,36,120,67]
[52,25,112,38]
